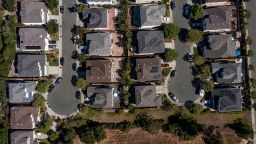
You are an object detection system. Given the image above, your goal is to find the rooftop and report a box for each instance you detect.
[137,31,165,54]
[86,59,112,83]
[8,81,37,104]
[20,1,47,25]
[86,33,112,56]
[203,34,237,58]
[135,58,162,82]
[82,8,108,29]
[212,88,242,112]
[18,28,48,51]
[16,54,47,78]
[10,106,38,129]
[10,130,35,144]
[135,85,162,108]
[211,62,242,84]
[87,86,114,109]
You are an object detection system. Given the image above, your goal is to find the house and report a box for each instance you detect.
[10,106,39,129]
[132,5,166,29]
[134,85,162,108]
[211,62,242,84]
[212,88,242,112]
[86,0,113,5]
[132,0,161,4]
[203,0,232,7]
[18,28,49,51]
[203,6,236,32]
[86,59,112,83]
[135,58,162,82]
[203,34,238,58]
[82,8,109,30]
[20,1,48,25]
[136,31,165,54]
[87,86,114,109]
[8,81,37,104]
[16,54,47,77]
[10,130,36,144]
[85,33,112,56]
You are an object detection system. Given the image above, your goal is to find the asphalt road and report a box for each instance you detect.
[168,0,198,103]
[47,0,80,115]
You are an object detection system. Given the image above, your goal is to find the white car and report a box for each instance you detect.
[163,17,170,22]
[199,89,205,97]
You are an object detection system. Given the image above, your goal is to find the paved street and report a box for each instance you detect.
[168,0,198,103]
[47,0,80,115]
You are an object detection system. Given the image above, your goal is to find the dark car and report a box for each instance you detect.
[170,70,177,77]
[170,1,176,10]
[71,75,78,86]
[60,6,64,13]
[168,92,179,102]
[48,84,55,92]
[187,53,193,62]
[72,63,77,70]
[76,91,81,99]
[183,4,191,17]
[55,77,63,84]
[60,57,64,65]
[161,63,170,67]
[72,50,78,59]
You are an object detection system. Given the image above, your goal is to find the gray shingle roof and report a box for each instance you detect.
[10,106,38,129]
[20,1,47,24]
[18,28,48,51]
[203,34,237,58]
[16,54,46,77]
[204,0,230,3]
[10,130,36,144]
[135,58,162,82]
[82,8,108,29]
[203,6,232,31]
[86,59,112,83]
[87,86,114,109]
[133,5,166,27]
[8,81,37,104]
[135,85,162,108]
[211,62,242,84]
[137,31,165,54]
[86,0,111,2]
[86,33,112,56]
[212,88,242,112]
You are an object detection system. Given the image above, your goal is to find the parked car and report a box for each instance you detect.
[199,89,205,97]
[161,63,170,67]
[163,17,170,22]
[72,50,78,59]
[170,70,177,77]
[72,63,77,70]
[71,75,78,86]
[48,84,55,92]
[76,91,81,99]
[168,92,179,102]
[183,4,191,17]
[60,6,64,13]
[201,99,211,105]
[55,77,62,84]
[170,1,176,10]
[191,22,202,28]
[48,45,57,49]
[60,57,64,65]
[187,53,193,62]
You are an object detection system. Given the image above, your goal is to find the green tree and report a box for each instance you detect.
[247,50,254,57]
[36,116,53,133]
[62,128,76,143]
[79,126,95,144]
[162,23,180,39]
[162,67,172,77]
[250,91,256,100]
[0,124,7,144]
[76,4,87,14]
[46,20,58,34]
[249,64,254,71]
[193,55,205,65]
[120,59,133,85]
[49,132,59,142]
[203,126,223,144]
[3,0,15,12]
[78,53,88,63]
[44,0,58,12]
[190,4,203,20]
[187,29,204,43]
[32,93,46,114]
[227,118,253,139]
[246,36,253,45]
[199,64,211,78]
[202,81,214,92]
[185,102,203,114]
[93,125,106,142]
[76,78,88,90]
[244,9,251,18]
[35,79,52,93]
[164,49,179,62]
[251,78,256,88]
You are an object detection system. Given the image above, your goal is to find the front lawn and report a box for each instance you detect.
[46,50,59,66]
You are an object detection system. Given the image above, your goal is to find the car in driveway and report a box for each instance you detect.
[170,1,176,10]
[199,89,205,97]
[55,77,62,84]
[187,53,193,62]
[170,70,177,77]
[60,6,64,13]
[161,63,170,67]
[71,75,78,86]
[60,57,64,66]
[76,91,81,99]
[168,92,179,102]
[72,63,77,71]
[72,50,78,59]
[48,84,55,92]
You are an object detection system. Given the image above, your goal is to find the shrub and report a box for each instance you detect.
[32,93,46,114]
[193,55,205,65]
[49,132,59,142]
[185,102,203,114]
[164,49,179,62]
[36,116,53,133]
[76,78,88,90]
[77,4,88,14]
[250,91,256,100]
[199,64,211,79]
[245,36,253,45]
[248,64,254,70]
[244,9,251,18]
[162,23,180,39]
[251,78,256,88]
[44,0,58,12]
[190,4,203,20]
[202,81,214,92]
[162,67,172,77]
[46,20,58,34]
[35,79,52,93]
[187,29,204,43]
[203,126,223,144]
[3,0,15,12]
[61,128,76,143]
[247,50,254,57]
[227,119,253,139]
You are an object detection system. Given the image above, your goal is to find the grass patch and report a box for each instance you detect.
[51,7,59,15]
[50,30,59,41]
[46,50,59,66]
[162,67,172,77]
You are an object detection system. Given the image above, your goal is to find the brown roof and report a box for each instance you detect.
[86,59,112,83]
[135,58,162,82]
[10,106,38,129]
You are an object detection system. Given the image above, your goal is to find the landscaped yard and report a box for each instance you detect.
[50,30,59,41]
[46,50,59,66]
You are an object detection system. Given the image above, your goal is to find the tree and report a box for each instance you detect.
[49,132,59,142]
[46,20,58,34]
[162,23,180,39]
[199,64,211,78]
[243,9,251,18]
[250,91,256,100]
[79,126,95,144]
[62,128,76,143]
[35,79,52,93]
[0,124,7,144]
[247,50,254,57]
[193,55,205,65]
[190,4,203,20]
[246,36,253,45]
[251,78,256,88]
[203,126,223,144]
[185,102,203,114]
[162,67,172,77]
[78,53,88,63]
[227,119,253,139]
[44,0,58,12]
[164,49,179,62]
[93,125,106,142]
[202,81,214,92]
[32,93,46,114]
[3,0,15,12]
[187,29,204,43]
[76,4,87,14]
[76,78,88,90]
[248,64,254,71]
[36,116,53,133]
[120,59,133,85]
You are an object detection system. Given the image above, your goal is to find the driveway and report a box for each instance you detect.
[168,0,198,103]
[47,0,80,115]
